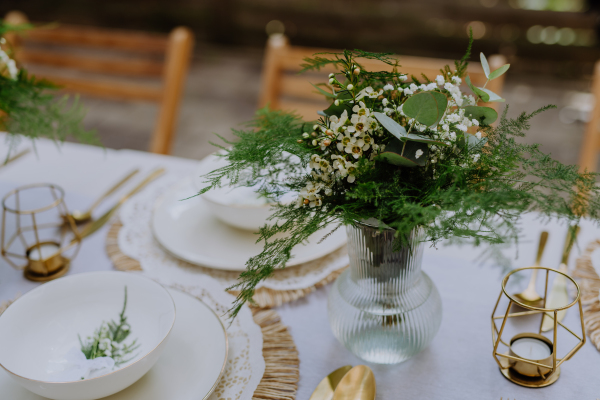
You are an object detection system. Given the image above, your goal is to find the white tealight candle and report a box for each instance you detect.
[28,243,60,261]
[511,337,552,360]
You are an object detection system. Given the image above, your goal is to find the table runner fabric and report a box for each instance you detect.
[2,138,600,399]
[277,219,600,400]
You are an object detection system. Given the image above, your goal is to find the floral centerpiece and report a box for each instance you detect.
[0,21,96,160]
[201,36,600,362]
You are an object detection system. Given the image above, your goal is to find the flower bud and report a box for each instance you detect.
[347,84,354,90]
[311,131,317,137]
[323,139,331,146]
[353,67,360,75]
[334,99,340,106]
[329,78,335,84]
[326,129,334,136]
[302,132,309,138]
[312,139,318,146]
[329,73,334,78]
[297,139,303,143]
[303,198,310,205]
[313,124,319,130]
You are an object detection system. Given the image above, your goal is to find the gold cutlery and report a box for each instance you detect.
[76,168,165,239]
[513,231,548,307]
[332,365,376,400]
[541,225,579,332]
[69,169,140,224]
[1,148,31,167]
[309,365,353,400]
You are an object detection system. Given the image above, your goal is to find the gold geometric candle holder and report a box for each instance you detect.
[1,183,81,281]
[491,266,585,388]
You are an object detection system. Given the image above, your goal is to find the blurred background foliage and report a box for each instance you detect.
[2,0,598,166]
[2,0,598,78]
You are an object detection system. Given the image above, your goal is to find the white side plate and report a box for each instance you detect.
[151,182,346,271]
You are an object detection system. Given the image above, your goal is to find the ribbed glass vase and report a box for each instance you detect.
[328,221,442,364]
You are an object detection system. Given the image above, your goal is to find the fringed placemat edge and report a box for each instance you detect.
[106,220,345,308]
[251,309,299,400]
[572,239,600,351]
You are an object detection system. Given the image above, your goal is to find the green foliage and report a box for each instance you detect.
[454,28,473,78]
[200,45,600,319]
[79,287,140,367]
[0,21,98,160]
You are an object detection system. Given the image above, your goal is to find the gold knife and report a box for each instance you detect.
[309,366,353,400]
[75,168,165,240]
[1,148,31,167]
[332,365,376,400]
[540,224,579,332]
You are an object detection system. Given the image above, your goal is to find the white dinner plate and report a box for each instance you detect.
[151,180,347,271]
[0,288,228,400]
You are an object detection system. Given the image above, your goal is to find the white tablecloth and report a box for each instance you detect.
[1,138,600,399]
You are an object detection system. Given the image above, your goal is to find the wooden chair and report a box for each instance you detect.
[259,34,507,121]
[578,61,600,172]
[3,11,194,155]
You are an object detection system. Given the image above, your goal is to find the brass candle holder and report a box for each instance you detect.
[1,183,81,281]
[491,266,585,388]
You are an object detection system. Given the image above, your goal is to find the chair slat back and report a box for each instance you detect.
[259,34,507,121]
[3,11,194,155]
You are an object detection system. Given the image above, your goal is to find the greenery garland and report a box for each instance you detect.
[201,35,600,318]
[0,21,97,161]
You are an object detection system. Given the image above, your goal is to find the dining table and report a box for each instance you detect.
[1,136,600,399]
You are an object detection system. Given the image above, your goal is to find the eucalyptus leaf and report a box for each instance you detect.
[375,139,428,167]
[463,105,498,125]
[402,92,448,127]
[465,76,490,102]
[405,133,450,146]
[459,134,488,150]
[480,53,490,78]
[456,134,487,152]
[489,64,510,80]
[311,83,336,99]
[478,88,505,102]
[373,112,407,140]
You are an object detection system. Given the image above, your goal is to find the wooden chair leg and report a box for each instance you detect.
[149,26,194,155]
[258,34,289,110]
[578,60,600,172]
[3,11,29,56]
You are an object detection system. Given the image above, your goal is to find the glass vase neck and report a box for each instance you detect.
[346,222,425,292]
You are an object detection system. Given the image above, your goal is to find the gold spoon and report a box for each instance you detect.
[332,365,376,400]
[541,225,579,332]
[513,231,549,307]
[69,169,139,224]
[309,365,353,400]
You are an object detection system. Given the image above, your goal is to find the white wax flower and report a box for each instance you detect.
[47,347,115,382]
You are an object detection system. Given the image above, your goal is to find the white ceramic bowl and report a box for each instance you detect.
[0,271,176,400]
[201,186,278,231]
[195,154,296,231]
